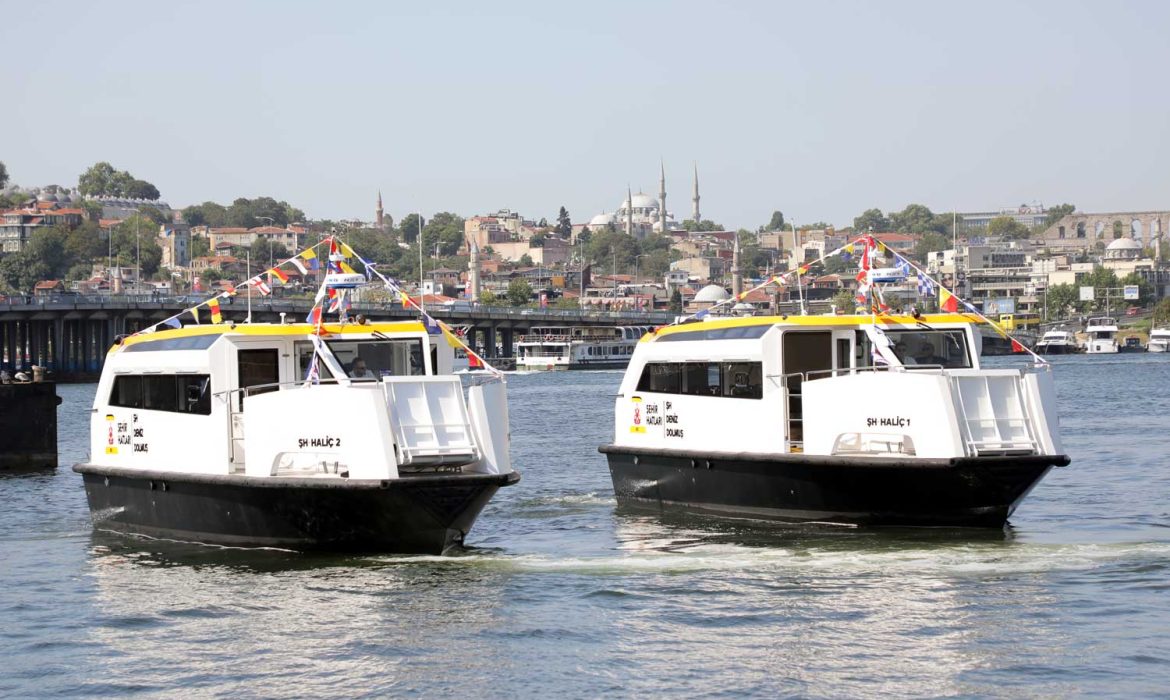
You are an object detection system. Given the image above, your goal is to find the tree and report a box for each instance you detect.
[556,206,572,238]
[831,289,856,313]
[26,226,70,279]
[517,254,534,267]
[914,232,950,258]
[506,278,532,306]
[987,216,1030,240]
[682,219,724,232]
[399,213,424,243]
[669,289,683,313]
[1044,283,1080,319]
[0,252,50,292]
[1044,203,1076,228]
[765,211,786,231]
[479,290,498,305]
[1152,298,1170,327]
[421,212,465,256]
[853,208,890,232]
[77,162,161,200]
[249,238,291,268]
[0,160,7,189]
[890,204,945,234]
[191,236,211,258]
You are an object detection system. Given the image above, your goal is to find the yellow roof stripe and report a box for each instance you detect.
[646,314,978,341]
[114,321,427,352]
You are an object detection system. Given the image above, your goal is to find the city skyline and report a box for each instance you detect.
[2,1,1168,229]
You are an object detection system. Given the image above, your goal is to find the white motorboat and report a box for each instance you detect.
[515,325,654,370]
[1084,317,1120,354]
[1034,329,1079,355]
[600,313,1069,527]
[1148,328,1170,353]
[74,238,518,553]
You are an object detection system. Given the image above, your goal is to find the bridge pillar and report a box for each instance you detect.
[484,326,497,358]
[53,318,64,373]
[500,327,514,358]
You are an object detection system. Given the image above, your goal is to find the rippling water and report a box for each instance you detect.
[3,355,1170,697]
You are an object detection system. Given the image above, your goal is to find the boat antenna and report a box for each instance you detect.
[418,211,425,316]
[246,249,252,323]
[792,221,806,315]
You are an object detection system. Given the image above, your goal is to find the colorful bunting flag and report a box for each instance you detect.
[290,257,308,274]
[306,306,322,325]
[940,288,959,312]
[189,307,200,324]
[300,249,319,270]
[208,298,223,324]
[269,267,289,284]
[917,272,935,297]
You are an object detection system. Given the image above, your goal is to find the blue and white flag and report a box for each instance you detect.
[917,272,935,297]
[161,316,182,329]
[895,256,912,277]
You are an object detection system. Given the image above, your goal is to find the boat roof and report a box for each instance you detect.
[114,321,428,353]
[645,313,979,342]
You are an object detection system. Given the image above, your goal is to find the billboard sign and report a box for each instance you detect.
[1079,286,1095,302]
[1124,285,1140,301]
[984,298,1016,315]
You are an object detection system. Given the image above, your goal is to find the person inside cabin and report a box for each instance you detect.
[910,339,946,366]
[350,357,374,379]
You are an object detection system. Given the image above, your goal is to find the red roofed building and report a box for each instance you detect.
[1,204,86,253]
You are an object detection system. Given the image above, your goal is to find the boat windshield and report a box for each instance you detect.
[326,338,427,379]
[885,329,972,369]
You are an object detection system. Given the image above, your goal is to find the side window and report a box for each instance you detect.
[722,362,762,399]
[110,374,211,415]
[636,363,680,393]
[110,375,143,409]
[636,362,762,399]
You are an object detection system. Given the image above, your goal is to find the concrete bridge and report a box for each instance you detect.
[0,294,674,380]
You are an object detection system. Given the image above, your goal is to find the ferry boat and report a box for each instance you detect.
[515,325,654,370]
[74,321,518,552]
[599,314,1069,528]
[1034,329,1079,355]
[1084,317,1120,354]
[1148,328,1170,353]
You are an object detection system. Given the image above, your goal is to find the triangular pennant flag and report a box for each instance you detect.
[189,307,200,324]
[290,257,308,275]
[269,267,289,284]
[162,316,181,329]
[208,298,223,324]
[1011,339,1027,353]
[300,249,319,270]
[306,306,322,325]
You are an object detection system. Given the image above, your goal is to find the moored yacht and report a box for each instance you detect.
[1148,328,1170,353]
[515,325,654,370]
[1034,328,1079,355]
[600,313,1069,527]
[1084,317,1120,354]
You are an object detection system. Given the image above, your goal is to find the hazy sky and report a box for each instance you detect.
[2,1,1167,230]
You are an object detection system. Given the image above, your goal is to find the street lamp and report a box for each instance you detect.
[634,254,648,313]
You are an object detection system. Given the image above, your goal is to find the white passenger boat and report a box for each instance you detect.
[74,238,518,553]
[600,313,1069,527]
[1148,328,1170,353]
[1034,329,1079,355]
[1084,317,1120,354]
[515,325,654,370]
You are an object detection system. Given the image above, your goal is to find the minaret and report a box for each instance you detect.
[732,234,742,298]
[625,185,634,237]
[658,160,667,234]
[691,163,701,226]
[376,191,384,230]
[468,238,481,301]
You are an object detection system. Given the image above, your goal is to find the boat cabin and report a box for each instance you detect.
[614,314,1062,460]
[90,321,510,480]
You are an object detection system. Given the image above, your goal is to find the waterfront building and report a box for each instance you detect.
[960,204,1049,233]
[158,224,191,269]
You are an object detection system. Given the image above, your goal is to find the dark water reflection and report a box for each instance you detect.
[2,358,1170,697]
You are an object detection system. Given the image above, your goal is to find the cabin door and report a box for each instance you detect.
[229,345,284,468]
[781,331,833,446]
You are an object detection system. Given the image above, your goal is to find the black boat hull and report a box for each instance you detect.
[1035,345,1076,355]
[600,446,1068,528]
[74,464,519,553]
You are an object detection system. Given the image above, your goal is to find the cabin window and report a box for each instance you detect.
[326,338,426,379]
[294,341,334,382]
[635,361,763,399]
[110,374,211,415]
[237,349,281,409]
[886,330,972,368]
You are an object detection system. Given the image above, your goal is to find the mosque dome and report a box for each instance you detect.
[38,191,58,202]
[694,284,730,303]
[620,193,660,211]
[1106,237,1141,251]
[1105,236,1142,260]
[589,212,615,227]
